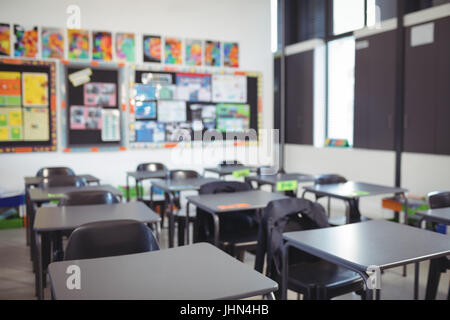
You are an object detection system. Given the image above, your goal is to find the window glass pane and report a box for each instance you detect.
[327,37,355,145]
[333,0,366,35]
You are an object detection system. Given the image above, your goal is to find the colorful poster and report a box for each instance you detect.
[41,28,64,59]
[68,29,89,59]
[164,38,182,65]
[115,33,135,62]
[22,73,49,107]
[135,101,156,119]
[23,107,49,141]
[84,82,116,107]
[190,104,216,131]
[176,73,211,102]
[223,42,239,68]
[101,109,120,141]
[212,74,247,103]
[0,24,10,56]
[92,31,112,61]
[143,35,161,63]
[0,71,21,106]
[70,105,102,130]
[13,25,38,58]
[216,104,250,133]
[185,39,202,66]
[133,84,156,101]
[157,101,186,122]
[205,40,220,67]
[135,121,165,143]
[156,85,176,100]
[0,107,22,141]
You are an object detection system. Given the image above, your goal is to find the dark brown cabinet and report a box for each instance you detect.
[404,17,450,155]
[353,30,397,151]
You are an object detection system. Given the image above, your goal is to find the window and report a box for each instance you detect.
[271,0,279,53]
[327,36,355,145]
[333,0,366,35]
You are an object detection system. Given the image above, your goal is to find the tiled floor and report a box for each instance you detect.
[0,226,448,300]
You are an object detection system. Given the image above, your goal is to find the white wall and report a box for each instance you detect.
[0,0,273,191]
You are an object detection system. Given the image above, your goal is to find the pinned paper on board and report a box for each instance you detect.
[134,121,165,143]
[205,41,220,67]
[176,73,211,102]
[185,39,202,66]
[164,38,182,65]
[135,101,156,119]
[84,82,116,107]
[223,42,239,68]
[133,84,157,101]
[68,29,90,59]
[23,107,49,141]
[157,100,186,122]
[212,74,247,103]
[0,23,11,56]
[41,28,64,59]
[0,71,21,106]
[22,73,49,107]
[13,24,38,58]
[0,107,22,141]
[216,104,250,133]
[70,105,102,130]
[141,73,172,85]
[68,68,92,87]
[101,109,120,141]
[115,33,135,62]
[143,35,161,63]
[92,31,113,61]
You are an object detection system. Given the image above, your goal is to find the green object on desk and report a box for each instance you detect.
[276,180,298,192]
[233,169,250,178]
[47,193,65,198]
[348,191,370,197]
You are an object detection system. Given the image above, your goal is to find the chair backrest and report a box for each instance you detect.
[314,174,347,185]
[64,220,159,261]
[219,160,243,168]
[36,167,75,178]
[257,166,282,176]
[58,190,120,207]
[199,181,252,195]
[38,176,86,188]
[427,191,450,209]
[254,198,329,277]
[136,162,167,172]
[167,170,200,181]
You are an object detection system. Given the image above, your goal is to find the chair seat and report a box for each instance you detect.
[288,260,362,289]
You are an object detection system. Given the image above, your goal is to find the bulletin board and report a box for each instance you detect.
[60,61,127,152]
[0,58,56,153]
[128,64,262,149]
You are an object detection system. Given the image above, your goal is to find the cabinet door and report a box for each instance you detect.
[285,51,314,145]
[403,23,437,154]
[435,17,450,155]
[274,57,281,131]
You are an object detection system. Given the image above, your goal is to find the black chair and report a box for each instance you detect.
[38,175,86,188]
[51,190,122,261]
[194,181,260,261]
[64,219,159,261]
[424,191,450,300]
[166,170,200,246]
[136,163,168,226]
[255,197,364,300]
[36,167,75,178]
[219,160,243,167]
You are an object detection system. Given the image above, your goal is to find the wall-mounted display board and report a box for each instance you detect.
[60,61,127,152]
[0,58,56,153]
[128,65,262,149]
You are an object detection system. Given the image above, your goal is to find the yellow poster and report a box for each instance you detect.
[9,109,22,126]
[23,107,49,141]
[22,72,49,107]
[0,127,7,141]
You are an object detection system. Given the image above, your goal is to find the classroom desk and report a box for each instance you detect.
[28,185,122,268]
[48,243,278,300]
[245,173,317,192]
[24,174,100,246]
[186,190,288,246]
[302,182,409,225]
[34,201,161,300]
[203,166,257,178]
[151,177,219,248]
[416,208,450,225]
[125,170,167,201]
[281,220,450,300]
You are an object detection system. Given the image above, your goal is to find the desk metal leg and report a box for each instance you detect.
[168,193,175,248]
[265,292,276,300]
[402,193,409,277]
[414,262,420,300]
[185,202,190,245]
[126,175,130,202]
[281,243,289,300]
